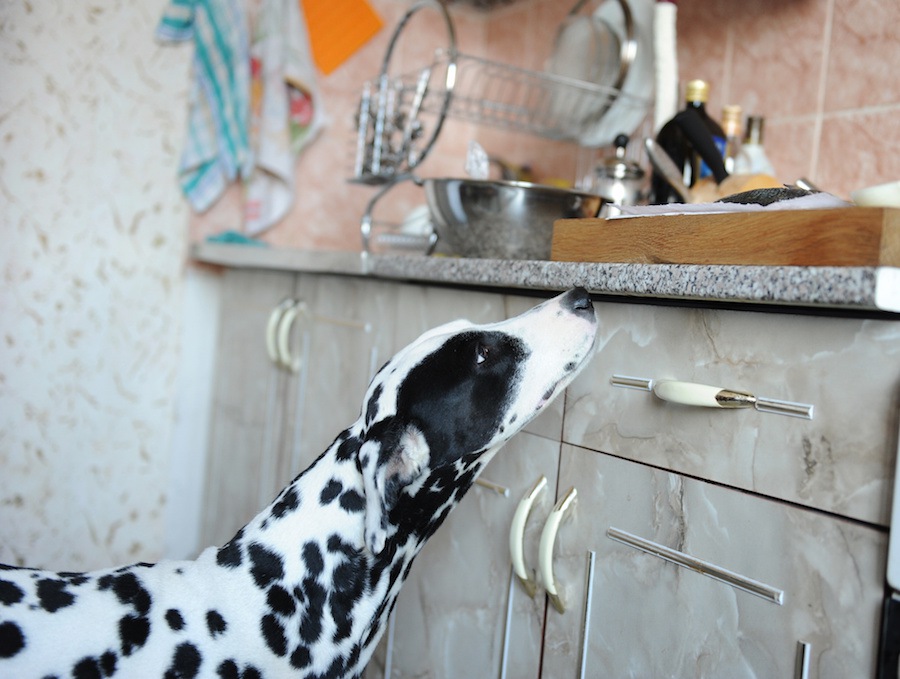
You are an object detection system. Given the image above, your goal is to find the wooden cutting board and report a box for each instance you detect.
[550,208,900,267]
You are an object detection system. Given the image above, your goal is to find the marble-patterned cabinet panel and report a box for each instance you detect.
[564,302,900,526]
[542,445,886,679]
[201,269,299,548]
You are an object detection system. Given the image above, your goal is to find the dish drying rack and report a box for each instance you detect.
[353,0,649,252]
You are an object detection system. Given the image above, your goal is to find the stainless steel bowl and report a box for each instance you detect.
[423,178,605,260]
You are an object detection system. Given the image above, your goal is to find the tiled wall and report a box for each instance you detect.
[677,0,900,202]
[194,0,898,251]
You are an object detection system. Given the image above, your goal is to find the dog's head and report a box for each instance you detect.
[356,288,597,555]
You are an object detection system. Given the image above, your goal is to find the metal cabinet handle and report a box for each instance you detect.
[509,475,547,598]
[266,299,294,365]
[276,301,306,373]
[539,486,577,613]
[611,375,814,419]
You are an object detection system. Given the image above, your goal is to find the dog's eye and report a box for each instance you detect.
[475,343,490,365]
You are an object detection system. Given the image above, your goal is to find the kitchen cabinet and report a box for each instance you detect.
[543,445,885,678]
[197,265,898,677]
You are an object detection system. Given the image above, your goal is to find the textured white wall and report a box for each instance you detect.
[0,0,191,570]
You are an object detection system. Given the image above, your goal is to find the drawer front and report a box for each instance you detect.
[541,445,886,679]
[564,302,900,525]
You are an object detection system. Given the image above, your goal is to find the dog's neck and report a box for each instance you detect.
[211,422,489,677]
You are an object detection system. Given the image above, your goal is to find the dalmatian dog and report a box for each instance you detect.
[0,287,597,679]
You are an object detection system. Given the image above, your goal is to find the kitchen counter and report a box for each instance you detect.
[193,242,900,314]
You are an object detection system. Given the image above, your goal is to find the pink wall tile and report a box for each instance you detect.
[726,0,829,119]
[817,108,900,198]
[825,0,900,112]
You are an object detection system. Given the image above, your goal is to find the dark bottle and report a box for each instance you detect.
[650,79,727,204]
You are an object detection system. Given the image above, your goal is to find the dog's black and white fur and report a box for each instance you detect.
[0,288,597,679]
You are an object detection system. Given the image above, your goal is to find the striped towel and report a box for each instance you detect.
[157,0,252,212]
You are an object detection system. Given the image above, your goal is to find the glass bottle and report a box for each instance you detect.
[650,79,727,204]
[721,104,742,174]
[734,115,776,176]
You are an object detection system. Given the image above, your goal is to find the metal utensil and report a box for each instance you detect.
[644,137,693,202]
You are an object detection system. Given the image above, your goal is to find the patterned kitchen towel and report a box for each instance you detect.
[243,0,327,234]
[157,0,253,212]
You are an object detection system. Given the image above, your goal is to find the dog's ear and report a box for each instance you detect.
[359,419,430,555]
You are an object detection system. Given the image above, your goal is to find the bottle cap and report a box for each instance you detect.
[745,115,766,144]
[685,80,710,103]
[722,105,742,137]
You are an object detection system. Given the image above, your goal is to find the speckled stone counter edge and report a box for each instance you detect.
[191,243,900,314]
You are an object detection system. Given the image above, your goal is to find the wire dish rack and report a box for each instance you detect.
[422,49,643,140]
[352,49,648,184]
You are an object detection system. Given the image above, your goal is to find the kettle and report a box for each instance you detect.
[592,133,646,207]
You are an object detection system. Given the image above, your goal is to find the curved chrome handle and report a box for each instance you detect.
[509,475,547,598]
[266,299,294,365]
[539,486,578,613]
[276,301,306,373]
[610,375,814,419]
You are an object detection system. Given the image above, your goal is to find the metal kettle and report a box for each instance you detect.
[592,133,646,206]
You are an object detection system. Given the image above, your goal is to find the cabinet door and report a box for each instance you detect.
[271,273,397,495]
[369,289,565,678]
[201,269,297,548]
[541,445,886,678]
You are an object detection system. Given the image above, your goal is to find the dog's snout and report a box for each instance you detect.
[562,287,594,319]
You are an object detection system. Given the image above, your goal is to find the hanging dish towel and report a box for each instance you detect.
[244,0,327,234]
[156,0,253,212]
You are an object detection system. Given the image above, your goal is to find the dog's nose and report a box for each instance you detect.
[562,287,594,319]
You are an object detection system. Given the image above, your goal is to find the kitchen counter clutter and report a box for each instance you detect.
[193,241,900,314]
[193,241,900,677]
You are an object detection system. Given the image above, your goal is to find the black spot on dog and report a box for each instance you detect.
[72,652,116,679]
[335,434,361,461]
[164,641,201,678]
[0,620,25,658]
[260,614,287,656]
[97,571,151,615]
[118,614,150,656]
[36,578,76,612]
[365,384,383,425]
[290,644,311,669]
[564,361,576,372]
[270,487,300,519]
[320,479,343,504]
[100,650,117,676]
[339,489,365,512]
[206,609,227,637]
[326,533,356,557]
[217,659,240,679]
[0,579,24,605]
[302,542,324,576]
[217,660,262,679]
[73,655,104,679]
[59,572,91,587]
[248,543,284,589]
[216,529,244,569]
[166,608,185,631]
[298,577,326,644]
[267,584,296,616]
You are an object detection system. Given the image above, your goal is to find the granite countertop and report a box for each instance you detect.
[192,242,900,314]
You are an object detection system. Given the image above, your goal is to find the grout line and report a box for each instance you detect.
[810,0,836,180]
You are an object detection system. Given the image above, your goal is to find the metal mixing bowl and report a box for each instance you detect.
[423,178,606,260]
